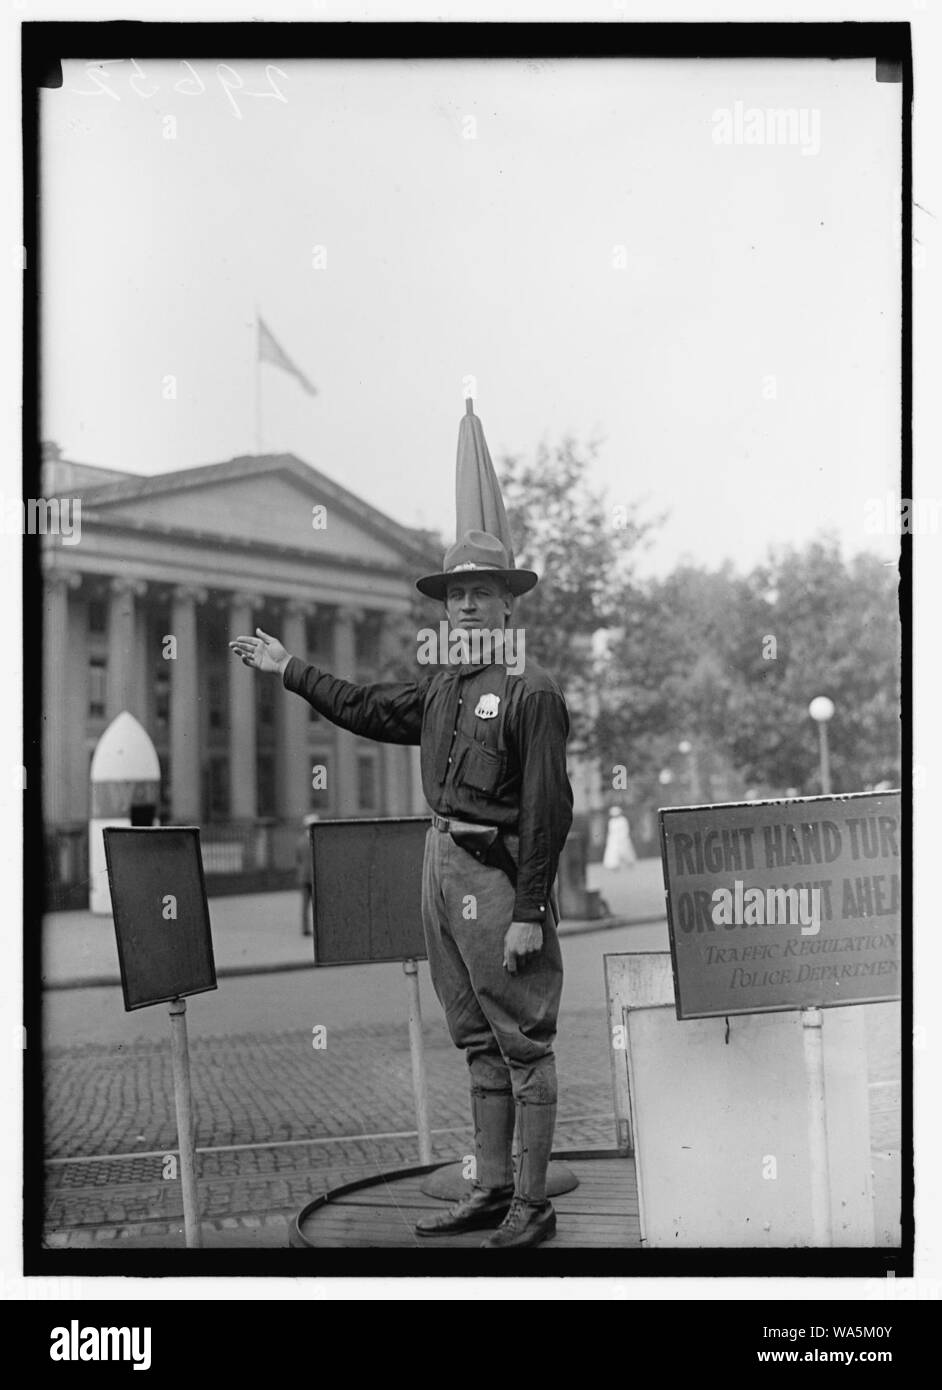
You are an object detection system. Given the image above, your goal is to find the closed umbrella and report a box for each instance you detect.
[455,398,515,561]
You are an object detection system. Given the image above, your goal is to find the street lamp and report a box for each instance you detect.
[808,697,835,795]
[678,739,696,801]
[806,692,837,1242]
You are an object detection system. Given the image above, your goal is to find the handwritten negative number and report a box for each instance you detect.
[69,60,289,118]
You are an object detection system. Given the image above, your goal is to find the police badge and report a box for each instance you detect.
[474,693,500,719]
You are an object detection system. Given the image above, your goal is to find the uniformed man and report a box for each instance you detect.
[229,529,573,1249]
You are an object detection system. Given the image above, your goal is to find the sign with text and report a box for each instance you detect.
[310,816,430,966]
[660,791,902,1019]
[104,827,217,1010]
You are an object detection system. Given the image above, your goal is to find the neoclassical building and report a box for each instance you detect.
[40,445,440,904]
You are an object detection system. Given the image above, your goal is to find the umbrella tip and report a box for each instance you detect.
[465,397,474,415]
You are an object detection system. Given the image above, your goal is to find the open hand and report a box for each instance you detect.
[228,627,289,675]
[503,921,543,974]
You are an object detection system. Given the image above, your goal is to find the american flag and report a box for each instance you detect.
[257,315,317,396]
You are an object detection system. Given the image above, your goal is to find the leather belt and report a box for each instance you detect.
[432,813,508,836]
[431,813,519,889]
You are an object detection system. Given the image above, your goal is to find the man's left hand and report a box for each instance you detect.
[503,921,543,974]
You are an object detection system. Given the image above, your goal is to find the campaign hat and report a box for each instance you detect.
[416,529,538,601]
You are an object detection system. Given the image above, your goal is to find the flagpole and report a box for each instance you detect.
[254,306,262,455]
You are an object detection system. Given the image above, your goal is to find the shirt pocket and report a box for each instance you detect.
[460,741,505,796]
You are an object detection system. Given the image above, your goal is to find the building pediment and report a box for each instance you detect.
[75,454,433,572]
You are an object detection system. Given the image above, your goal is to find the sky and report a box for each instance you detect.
[39,55,902,576]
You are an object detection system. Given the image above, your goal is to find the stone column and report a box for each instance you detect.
[106,576,147,722]
[277,599,312,821]
[68,583,90,821]
[42,569,81,826]
[228,591,259,821]
[333,606,362,815]
[169,584,207,822]
[133,593,151,729]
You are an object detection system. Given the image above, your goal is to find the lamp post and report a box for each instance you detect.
[808,697,835,795]
[678,739,695,802]
[804,695,837,1245]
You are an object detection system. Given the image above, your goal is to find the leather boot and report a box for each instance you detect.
[415,1184,514,1236]
[471,1087,515,1190]
[480,1101,558,1249]
[480,1196,556,1249]
[515,1099,557,1205]
[415,1087,515,1236]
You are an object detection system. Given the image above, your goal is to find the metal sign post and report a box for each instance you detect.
[801,1005,833,1247]
[403,959,432,1165]
[168,997,202,1249]
[104,827,217,1249]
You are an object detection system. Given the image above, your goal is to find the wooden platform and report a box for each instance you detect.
[294,1153,641,1249]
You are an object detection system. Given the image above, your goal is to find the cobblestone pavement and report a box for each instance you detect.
[43,1006,619,1244]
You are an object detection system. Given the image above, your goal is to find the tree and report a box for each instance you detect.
[597,536,901,800]
[725,540,901,792]
[498,435,657,741]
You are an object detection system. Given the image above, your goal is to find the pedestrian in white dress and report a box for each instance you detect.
[603,807,636,870]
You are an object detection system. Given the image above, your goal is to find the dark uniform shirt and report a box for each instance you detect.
[282,654,574,924]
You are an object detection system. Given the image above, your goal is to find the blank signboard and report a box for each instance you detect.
[310,817,430,965]
[604,953,876,1248]
[104,826,217,1010]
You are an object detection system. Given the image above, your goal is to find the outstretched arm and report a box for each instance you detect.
[229,627,427,746]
